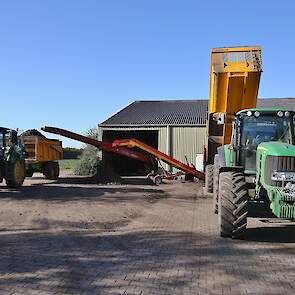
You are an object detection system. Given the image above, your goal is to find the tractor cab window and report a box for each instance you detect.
[4,130,18,147]
[240,114,291,170]
[5,132,12,147]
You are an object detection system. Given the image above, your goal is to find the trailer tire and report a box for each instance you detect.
[43,162,59,180]
[26,169,34,177]
[213,155,220,214]
[205,164,214,194]
[153,175,162,185]
[146,172,155,180]
[218,171,248,238]
[6,159,26,188]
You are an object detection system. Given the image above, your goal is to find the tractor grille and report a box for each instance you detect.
[280,204,295,219]
[264,156,295,186]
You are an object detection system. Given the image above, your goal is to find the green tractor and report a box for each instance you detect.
[0,127,26,188]
[213,108,295,238]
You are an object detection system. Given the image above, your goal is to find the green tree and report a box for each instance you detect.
[74,127,101,176]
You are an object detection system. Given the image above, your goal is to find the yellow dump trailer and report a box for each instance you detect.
[23,132,62,179]
[206,46,262,165]
[204,46,262,193]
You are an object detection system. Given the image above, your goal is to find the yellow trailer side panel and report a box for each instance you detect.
[206,46,262,164]
[209,48,262,115]
[24,136,62,163]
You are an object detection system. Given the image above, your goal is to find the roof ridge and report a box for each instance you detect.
[134,99,207,103]
[259,97,295,100]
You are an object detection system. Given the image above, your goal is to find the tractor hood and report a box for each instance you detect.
[257,142,295,157]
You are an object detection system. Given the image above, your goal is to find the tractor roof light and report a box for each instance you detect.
[277,111,284,117]
[247,111,252,117]
[254,111,260,117]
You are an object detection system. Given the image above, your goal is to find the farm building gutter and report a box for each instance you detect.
[99,124,206,128]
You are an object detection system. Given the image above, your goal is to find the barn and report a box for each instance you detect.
[98,98,295,176]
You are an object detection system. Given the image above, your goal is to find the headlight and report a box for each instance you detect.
[254,111,260,117]
[272,171,295,181]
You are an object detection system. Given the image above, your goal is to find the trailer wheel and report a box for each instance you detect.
[6,159,26,188]
[213,155,220,214]
[205,164,214,194]
[55,162,60,178]
[26,165,34,177]
[218,172,248,238]
[43,162,59,180]
[146,172,155,180]
[26,169,34,177]
[153,175,162,185]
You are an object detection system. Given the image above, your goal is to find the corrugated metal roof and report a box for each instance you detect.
[100,98,295,127]
[100,100,208,126]
[257,98,295,109]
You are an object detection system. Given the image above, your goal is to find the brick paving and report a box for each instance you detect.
[0,177,295,294]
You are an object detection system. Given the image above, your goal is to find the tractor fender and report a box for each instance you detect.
[217,147,226,167]
[217,146,243,173]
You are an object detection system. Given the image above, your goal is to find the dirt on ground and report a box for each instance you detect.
[0,171,295,295]
[0,171,168,233]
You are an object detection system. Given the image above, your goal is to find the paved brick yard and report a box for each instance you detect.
[0,172,295,295]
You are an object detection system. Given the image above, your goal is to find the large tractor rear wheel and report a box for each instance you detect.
[205,164,214,194]
[43,162,59,180]
[218,171,248,238]
[6,159,26,188]
[213,155,220,214]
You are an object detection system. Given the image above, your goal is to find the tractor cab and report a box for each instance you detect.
[0,127,26,188]
[0,128,19,159]
[231,109,295,173]
[0,127,18,146]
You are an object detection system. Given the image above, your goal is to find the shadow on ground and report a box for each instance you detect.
[0,176,197,204]
[0,184,165,202]
[24,175,155,186]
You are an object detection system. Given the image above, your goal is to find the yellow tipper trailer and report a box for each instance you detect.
[204,46,262,193]
[206,46,262,165]
[24,133,62,179]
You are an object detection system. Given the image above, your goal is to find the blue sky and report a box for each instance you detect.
[1,0,294,147]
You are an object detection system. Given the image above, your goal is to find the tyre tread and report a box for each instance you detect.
[218,171,248,238]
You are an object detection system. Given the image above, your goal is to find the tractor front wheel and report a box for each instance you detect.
[218,171,248,238]
[6,159,26,188]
